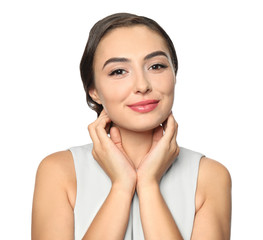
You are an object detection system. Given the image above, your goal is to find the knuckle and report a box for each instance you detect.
[92,148,96,156]
[174,145,180,156]
[92,148,99,160]
[170,145,176,154]
[170,143,179,156]
[96,118,107,129]
[163,143,170,152]
[87,124,93,132]
[170,123,176,133]
[101,117,110,125]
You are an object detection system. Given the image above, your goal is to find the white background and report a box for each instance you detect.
[1,0,262,239]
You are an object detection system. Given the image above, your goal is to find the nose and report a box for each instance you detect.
[133,71,152,94]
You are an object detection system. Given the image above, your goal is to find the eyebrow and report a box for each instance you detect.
[102,57,130,69]
[102,50,169,69]
[144,50,168,61]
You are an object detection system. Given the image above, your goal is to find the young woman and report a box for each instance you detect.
[32,13,232,240]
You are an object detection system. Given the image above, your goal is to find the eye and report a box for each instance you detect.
[149,64,168,71]
[109,69,127,76]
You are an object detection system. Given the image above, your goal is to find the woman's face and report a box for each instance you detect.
[91,26,176,132]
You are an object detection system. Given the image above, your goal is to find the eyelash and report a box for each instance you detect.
[108,64,168,76]
[109,69,127,76]
[149,64,168,70]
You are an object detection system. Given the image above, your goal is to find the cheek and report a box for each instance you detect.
[153,74,175,118]
[153,73,175,96]
[97,80,131,111]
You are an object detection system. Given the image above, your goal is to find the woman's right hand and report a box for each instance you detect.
[88,110,137,195]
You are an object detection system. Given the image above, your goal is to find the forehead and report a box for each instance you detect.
[94,26,169,65]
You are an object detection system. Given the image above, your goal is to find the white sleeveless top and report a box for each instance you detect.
[68,143,205,240]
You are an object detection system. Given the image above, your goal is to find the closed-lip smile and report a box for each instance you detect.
[128,99,160,113]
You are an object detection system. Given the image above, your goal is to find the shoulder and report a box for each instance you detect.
[32,151,76,239]
[36,150,75,184]
[37,150,73,171]
[35,150,76,208]
[198,157,231,193]
[193,157,232,239]
[196,157,231,206]
[192,157,232,239]
[200,156,231,177]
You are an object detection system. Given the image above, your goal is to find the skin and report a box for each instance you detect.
[32,26,232,239]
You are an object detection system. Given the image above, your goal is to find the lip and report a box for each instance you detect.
[128,99,160,113]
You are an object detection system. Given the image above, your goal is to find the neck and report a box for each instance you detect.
[115,125,154,168]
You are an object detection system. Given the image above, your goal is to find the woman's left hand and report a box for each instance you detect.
[136,112,180,191]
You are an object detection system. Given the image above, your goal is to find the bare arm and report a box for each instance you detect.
[32,151,134,240]
[136,113,183,239]
[83,110,137,239]
[136,157,232,240]
[191,157,232,240]
[136,113,231,239]
[82,184,134,239]
[32,111,137,240]
[32,151,75,240]
[137,183,183,240]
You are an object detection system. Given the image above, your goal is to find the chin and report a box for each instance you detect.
[108,106,172,132]
[117,115,167,133]
[131,124,160,132]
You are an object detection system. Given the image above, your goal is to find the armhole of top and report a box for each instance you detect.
[194,154,206,202]
[67,147,78,212]
[190,154,206,239]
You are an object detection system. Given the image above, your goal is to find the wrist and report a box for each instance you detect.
[136,178,160,196]
[112,181,136,198]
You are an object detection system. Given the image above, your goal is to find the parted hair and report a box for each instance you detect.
[80,13,178,117]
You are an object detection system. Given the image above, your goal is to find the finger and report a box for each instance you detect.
[163,113,176,141]
[99,109,107,117]
[170,127,178,150]
[88,111,111,145]
[110,127,129,157]
[110,127,122,147]
[88,122,100,145]
[169,116,179,145]
[169,118,179,155]
[110,127,136,169]
[96,115,113,145]
[151,125,163,148]
[174,118,178,137]
[162,111,172,132]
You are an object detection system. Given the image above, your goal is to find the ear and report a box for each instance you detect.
[89,88,102,105]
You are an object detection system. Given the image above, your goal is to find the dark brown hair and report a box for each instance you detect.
[80,13,178,117]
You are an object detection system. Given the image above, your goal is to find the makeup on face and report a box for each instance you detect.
[127,99,160,113]
[92,26,175,131]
